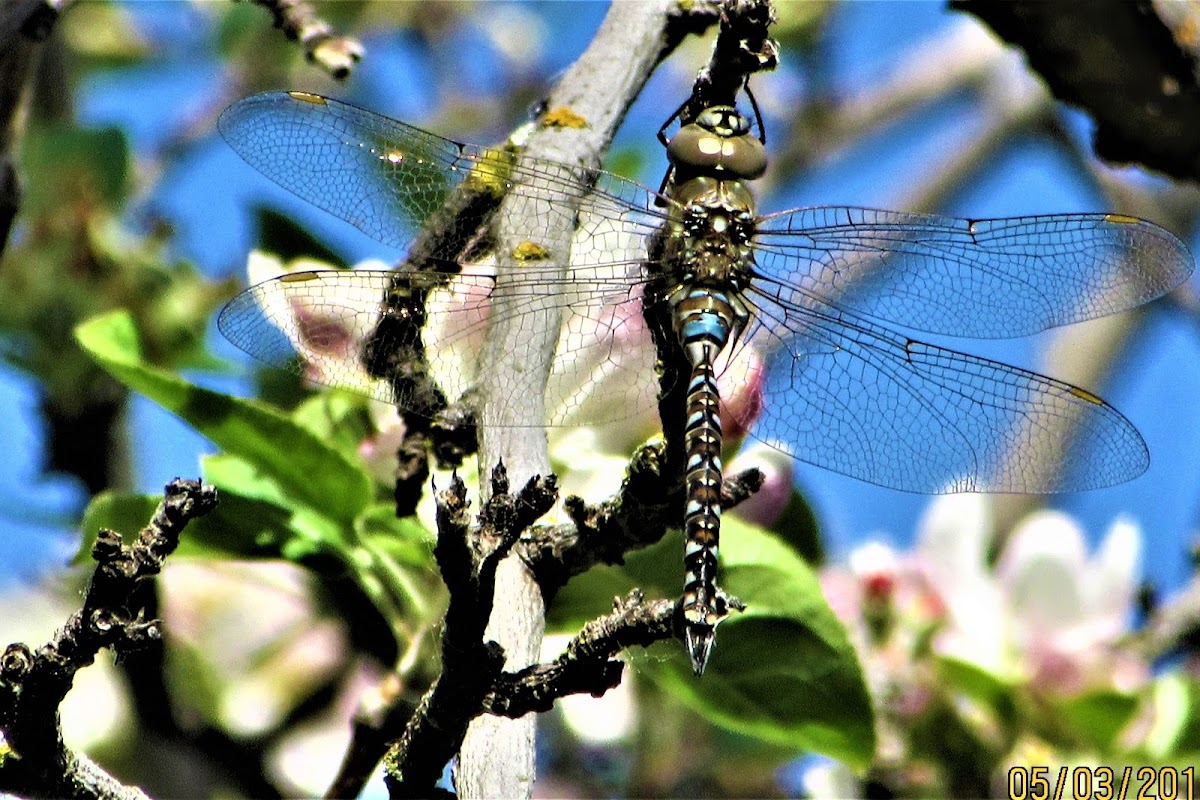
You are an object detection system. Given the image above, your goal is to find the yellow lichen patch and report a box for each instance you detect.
[463,148,514,196]
[1104,213,1140,225]
[287,92,327,106]
[541,106,587,129]
[513,241,551,261]
[1069,386,1104,405]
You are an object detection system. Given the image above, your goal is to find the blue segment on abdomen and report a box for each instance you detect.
[679,314,731,347]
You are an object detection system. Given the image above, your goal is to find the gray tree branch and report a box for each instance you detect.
[462,2,681,797]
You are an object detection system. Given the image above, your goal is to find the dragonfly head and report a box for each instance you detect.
[666,105,767,183]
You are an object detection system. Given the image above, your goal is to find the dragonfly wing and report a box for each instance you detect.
[218,268,489,409]
[218,262,664,432]
[753,207,1193,339]
[220,92,671,429]
[219,92,489,253]
[742,294,1148,493]
[220,91,670,263]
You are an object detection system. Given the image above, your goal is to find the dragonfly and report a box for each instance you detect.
[217,91,1193,674]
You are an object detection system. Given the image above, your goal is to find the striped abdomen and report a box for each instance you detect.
[673,286,742,674]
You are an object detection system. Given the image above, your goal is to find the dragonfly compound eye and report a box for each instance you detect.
[667,116,766,180]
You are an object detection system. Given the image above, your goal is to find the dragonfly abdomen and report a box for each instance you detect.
[672,285,744,674]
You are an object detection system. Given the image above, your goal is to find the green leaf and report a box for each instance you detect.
[202,453,347,555]
[939,655,1018,729]
[554,519,874,767]
[291,392,377,462]
[254,207,347,265]
[215,1,263,55]
[773,487,823,565]
[648,521,873,766]
[1055,690,1139,753]
[62,3,154,67]
[79,460,366,565]
[356,503,434,569]
[546,561,646,632]
[1146,674,1200,758]
[21,125,129,211]
[163,628,229,729]
[75,310,372,522]
[602,146,649,183]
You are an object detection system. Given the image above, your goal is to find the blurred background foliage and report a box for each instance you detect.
[3,1,1200,797]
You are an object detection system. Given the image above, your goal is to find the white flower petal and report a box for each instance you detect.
[1086,515,1141,630]
[916,494,991,584]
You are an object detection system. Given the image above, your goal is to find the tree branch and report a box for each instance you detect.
[382,466,556,799]
[459,2,688,797]
[482,591,675,719]
[0,0,64,259]
[954,0,1200,180]
[246,0,363,80]
[0,479,217,800]
[667,0,779,130]
[520,439,763,597]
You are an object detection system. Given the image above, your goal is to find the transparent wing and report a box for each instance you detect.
[218,92,1181,492]
[218,91,669,264]
[741,293,1147,493]
[752,207,1193,339]
[218,92,672,429]
[217,266,662,429]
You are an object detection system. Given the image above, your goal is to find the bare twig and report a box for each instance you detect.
[0,0,66,258]
[382,466,556,799]
[521,439,762,596]
[325,673,419,800]
[667,0,779,130]
[334,443,761,796]
[246,0,363,80]
[1131,572,1200,661]
[482,591,675,718]
[0,479,217,800]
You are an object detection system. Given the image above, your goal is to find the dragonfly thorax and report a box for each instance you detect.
[662,177,756,289]
[674,175,756,219]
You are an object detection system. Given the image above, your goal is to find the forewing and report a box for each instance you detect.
[753,207,1193,339]
[220,92,484,252]
[219,91,671,264]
